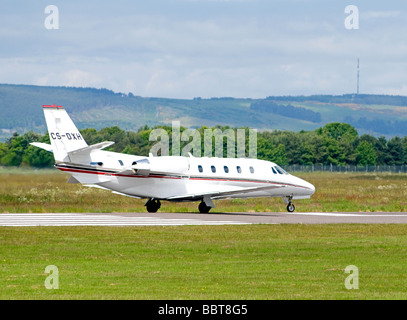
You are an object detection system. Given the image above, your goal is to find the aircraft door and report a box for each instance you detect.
[184,157,191,180]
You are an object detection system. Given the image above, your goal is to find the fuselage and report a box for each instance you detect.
[56,150,315,201]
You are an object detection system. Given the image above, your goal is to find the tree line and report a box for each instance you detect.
[344,116,407,136]
[1,122,407,168]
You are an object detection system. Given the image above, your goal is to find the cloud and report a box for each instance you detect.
[0,1,407,98]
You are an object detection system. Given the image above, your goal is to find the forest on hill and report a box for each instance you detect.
[2,84,407,141]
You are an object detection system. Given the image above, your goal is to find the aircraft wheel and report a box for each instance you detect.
[286,203,295,213]
[199,202,211,213]
[146,199,161,213]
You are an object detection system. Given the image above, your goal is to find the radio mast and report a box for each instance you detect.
[357,58,360,95]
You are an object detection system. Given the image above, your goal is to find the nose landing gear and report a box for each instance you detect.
[284,195,296,213]
[286,202,295,213]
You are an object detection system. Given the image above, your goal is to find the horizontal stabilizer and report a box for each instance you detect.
[30,142,53,152]
[69,141,115,156]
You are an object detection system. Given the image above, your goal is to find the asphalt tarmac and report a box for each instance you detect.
[1,211,407,226]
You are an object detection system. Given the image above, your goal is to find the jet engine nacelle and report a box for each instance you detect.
[149,156,189,175]
[131,156,189,176]
[131,159,151,176]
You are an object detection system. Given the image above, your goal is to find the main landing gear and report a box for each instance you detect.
[145,199,213,213]
[198,201,211,213]
[198,196,214,213]
[145,199,161,213]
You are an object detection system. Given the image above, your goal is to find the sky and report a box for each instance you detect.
[1,0,407,99]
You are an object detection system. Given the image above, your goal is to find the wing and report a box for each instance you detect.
[166,184,287,201]
[83,184,144,199]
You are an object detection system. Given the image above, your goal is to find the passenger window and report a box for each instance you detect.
[211,165,216,173]
[237,166,242,173]
[271,167,277,174]
[118,160,124,166]
[198,165,203,173]
[224,166,229,173]
[250,166,254,174]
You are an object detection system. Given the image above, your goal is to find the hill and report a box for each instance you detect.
[1,83,407,140]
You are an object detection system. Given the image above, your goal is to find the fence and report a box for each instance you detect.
[283,164,407,173]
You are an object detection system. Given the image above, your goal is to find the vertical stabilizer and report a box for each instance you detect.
[43,105,88,162]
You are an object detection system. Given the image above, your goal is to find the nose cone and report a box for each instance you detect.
[304,180,316,196]
[293,176,315,196]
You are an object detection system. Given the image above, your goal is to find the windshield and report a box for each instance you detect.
[273,165,288,175]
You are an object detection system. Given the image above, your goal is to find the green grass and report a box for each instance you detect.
[1,170,407,299]
[1,224,407,299]
[0,169,406,213]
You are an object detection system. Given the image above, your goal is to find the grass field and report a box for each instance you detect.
[1,168,407,300]
[0,168,406,213]
[1,224,407,300]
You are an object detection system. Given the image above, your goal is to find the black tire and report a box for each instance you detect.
[146,200,161,213]
[198,202,211,213]
[146,205,158,213]
[287,203,295,213]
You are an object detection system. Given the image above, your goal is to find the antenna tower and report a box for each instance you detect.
[357,58,360,95]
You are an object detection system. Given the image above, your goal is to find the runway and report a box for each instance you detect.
[1,211,407,226]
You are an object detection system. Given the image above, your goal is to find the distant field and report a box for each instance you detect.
[0,168,406,213]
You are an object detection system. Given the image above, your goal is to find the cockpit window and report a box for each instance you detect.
[271,167,277,174]
[274,165,288,175]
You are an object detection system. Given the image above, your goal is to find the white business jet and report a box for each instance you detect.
[31,105,315,213]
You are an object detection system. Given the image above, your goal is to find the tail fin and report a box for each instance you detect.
[43,105,88,162]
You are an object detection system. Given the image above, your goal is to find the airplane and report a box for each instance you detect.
[31,104,315,213]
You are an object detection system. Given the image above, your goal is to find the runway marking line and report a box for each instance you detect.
[286,212,407,217]
[0,213,251,227]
